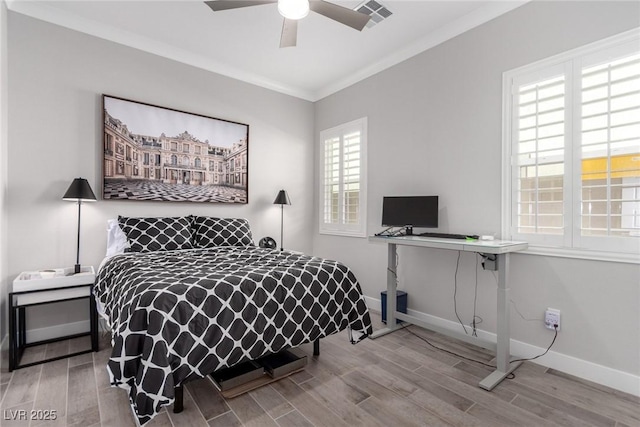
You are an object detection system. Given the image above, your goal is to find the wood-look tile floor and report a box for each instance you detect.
[1,314,639,427]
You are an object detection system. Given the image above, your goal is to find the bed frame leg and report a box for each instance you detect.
[313,338,320,356]
[173,385,183,413]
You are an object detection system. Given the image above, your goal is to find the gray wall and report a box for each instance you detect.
[1,0,9,367]
[7,12,314,332]
[313,1,640,377]
[4,0,639,390]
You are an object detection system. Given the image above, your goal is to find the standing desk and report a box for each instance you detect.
[369,235,528,390]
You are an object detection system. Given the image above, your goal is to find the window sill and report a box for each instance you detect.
[521,245,640,264]
[319,229,367,238]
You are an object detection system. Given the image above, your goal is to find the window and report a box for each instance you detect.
[319,117,367,237]
[503,29,640,261]
[105,160,113,177]
[104,133,113,155]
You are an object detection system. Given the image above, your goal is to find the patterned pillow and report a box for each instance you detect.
[193,217,254,247]
[118,216,194,253]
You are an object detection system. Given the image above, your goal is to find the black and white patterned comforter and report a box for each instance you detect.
[94,246,372,424]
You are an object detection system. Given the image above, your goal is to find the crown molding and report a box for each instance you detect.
[7,0,529,102]
[6,0,317,101]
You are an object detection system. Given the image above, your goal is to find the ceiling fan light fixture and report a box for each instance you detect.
[278,0,309,20]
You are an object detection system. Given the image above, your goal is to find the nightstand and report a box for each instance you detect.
[9,266,99,371]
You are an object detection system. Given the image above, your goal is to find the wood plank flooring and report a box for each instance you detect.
[1,314,638,427]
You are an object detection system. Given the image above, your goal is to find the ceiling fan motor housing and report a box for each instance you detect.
[278,0,310,20]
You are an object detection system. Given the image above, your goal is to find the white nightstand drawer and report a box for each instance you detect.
[15,286,91,306]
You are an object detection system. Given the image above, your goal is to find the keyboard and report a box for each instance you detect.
[418,232,479,240]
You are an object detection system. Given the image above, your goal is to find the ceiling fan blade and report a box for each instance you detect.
[204,1,276,12]
[309,0,370,31]
[280,18,298,48]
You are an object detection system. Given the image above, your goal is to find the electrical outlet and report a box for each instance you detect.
[545,308,560,331]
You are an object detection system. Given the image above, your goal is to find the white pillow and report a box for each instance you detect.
[106,219,129,257]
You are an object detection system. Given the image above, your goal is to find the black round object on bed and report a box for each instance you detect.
[258,237,277,249]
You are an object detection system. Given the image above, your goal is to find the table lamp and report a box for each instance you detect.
[63,178,96,274]
[273,190,291,251]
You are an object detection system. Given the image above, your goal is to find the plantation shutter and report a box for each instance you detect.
[511,65,569,246]
[343,130,362,225]
[579,51,640,242]
[323,135,341,225]
[505,31,640,257]
[319,118,367,237]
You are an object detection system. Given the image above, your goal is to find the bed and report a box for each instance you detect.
[94,216,373,424]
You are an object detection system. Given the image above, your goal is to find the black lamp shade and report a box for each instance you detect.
[63,178,97,201]
[273,190,291,205]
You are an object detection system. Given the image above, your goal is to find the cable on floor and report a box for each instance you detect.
[391,323,559,376]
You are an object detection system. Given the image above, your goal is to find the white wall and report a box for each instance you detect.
[0,0,9,368]
[7,13,314,332]
[313,1,640,392]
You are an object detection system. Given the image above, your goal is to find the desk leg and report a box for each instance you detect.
[479,253,522,390]
[370,243,402,339]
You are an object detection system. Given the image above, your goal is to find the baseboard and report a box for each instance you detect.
[26,320,90,344]
[363,295,640,397]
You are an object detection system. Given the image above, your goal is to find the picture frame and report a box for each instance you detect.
[102,95,249,203]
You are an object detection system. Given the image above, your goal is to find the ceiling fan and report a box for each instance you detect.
[204,0,371,48]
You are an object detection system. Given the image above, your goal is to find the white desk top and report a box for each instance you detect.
[369,235,528,254]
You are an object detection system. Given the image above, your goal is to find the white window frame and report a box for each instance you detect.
[502,28,640,264]
[319,117,368,237]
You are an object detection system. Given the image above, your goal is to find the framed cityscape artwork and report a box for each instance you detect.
[102,95,249,203]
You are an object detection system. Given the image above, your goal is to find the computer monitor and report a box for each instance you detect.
[382,196,438,235]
